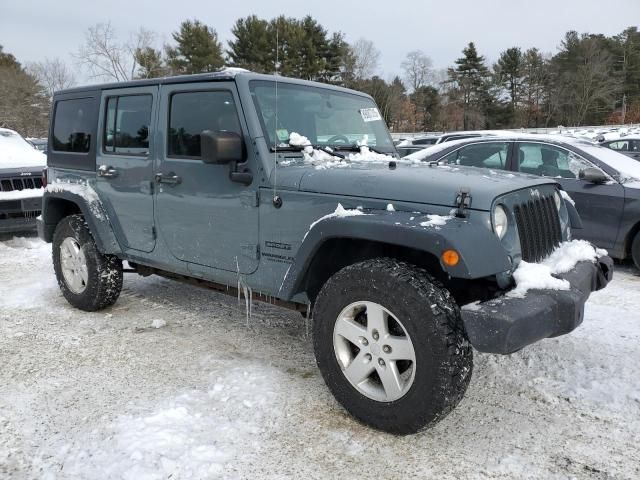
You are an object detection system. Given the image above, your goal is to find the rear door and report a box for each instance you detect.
[154,82,259,274]
[513,141,625,249]
[95,87,157,252]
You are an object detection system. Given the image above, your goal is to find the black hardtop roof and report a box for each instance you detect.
[54,68,372,99]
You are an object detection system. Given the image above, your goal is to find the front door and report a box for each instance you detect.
[155,83,259,274]
[514,142,625,250]
[95,87,157,252]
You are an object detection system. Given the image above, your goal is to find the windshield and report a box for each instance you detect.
[249,80,395,154]
[579,143,640,183]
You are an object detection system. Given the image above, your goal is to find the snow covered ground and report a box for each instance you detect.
[1,235,639,480]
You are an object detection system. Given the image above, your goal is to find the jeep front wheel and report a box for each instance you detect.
[313,258,473,434]
[52,214,123,311]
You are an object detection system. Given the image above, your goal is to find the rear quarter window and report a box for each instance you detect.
[48,95,99,170]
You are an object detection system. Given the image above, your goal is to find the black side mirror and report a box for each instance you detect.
[579,167,608,184]
[201,130,245,164]
[200,130,253,185]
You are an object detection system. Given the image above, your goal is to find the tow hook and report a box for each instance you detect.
[455,188,472,218]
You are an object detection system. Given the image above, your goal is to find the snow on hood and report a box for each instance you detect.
[0,128,46,169]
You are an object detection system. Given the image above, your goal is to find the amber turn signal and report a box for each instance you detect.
[441,249,460,266]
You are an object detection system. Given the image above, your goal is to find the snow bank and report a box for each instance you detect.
[50,364,284,480]
[509,240,606,297]
[0,128,46,168]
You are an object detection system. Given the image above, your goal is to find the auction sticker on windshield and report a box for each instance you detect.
[360,108,382,122]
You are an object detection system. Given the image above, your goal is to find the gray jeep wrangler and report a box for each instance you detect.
[38,69,613,434]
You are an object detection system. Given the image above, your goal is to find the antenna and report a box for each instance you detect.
[273,26,280,206]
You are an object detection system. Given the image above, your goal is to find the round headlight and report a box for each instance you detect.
[493,205,508,239]
[554,191,562,210]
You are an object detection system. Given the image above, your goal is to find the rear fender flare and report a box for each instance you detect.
[41,190,122,254]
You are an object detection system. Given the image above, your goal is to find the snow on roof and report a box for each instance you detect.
[0,128,46,169]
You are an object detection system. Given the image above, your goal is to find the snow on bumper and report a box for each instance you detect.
[461,255,614,354]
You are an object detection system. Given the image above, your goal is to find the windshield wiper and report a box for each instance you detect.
[270,144,345,159]
[328,144,388,155]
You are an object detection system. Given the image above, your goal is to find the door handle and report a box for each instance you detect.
[155,172,182,185]
[98,165,118,178]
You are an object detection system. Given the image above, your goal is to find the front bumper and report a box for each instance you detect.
[0,197,42,233]
[461,256,614,354]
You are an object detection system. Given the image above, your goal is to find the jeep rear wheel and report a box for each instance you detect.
[52,214,123,311]
[313,258,473,435]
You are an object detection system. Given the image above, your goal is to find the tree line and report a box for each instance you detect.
[1,16,639,137]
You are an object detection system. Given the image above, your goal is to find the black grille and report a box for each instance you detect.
[514,195,562,263]
[0,176,43,192]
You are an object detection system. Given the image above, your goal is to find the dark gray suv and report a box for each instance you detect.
[38,70,612,434]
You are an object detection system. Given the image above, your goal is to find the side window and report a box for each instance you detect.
[564,152,595,179]
[168,91,241,158]
[103,95,152,156]
[516,143,591,179]
[52,98,93,153]
[441,142,509,169]
[607,141,629,151]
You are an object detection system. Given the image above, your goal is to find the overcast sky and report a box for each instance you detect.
[2,0,639,81]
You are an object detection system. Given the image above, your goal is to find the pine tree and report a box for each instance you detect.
[135,47,165,78]
[447,42,492,129]
[166,20,224,74]
[227,15,272,72]
[495,47,523,113]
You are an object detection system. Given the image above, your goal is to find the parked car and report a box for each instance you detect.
[407,134,640,268]
[0,128,46,233]
[598,135,640,161]
[396,135,440,157]
[396,132,509,157]
[38,70,612,434]
[435,130,519,144]
[27,137,48,154]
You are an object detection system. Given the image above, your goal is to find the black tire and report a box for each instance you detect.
[632,233,640,271]
[52,214,123,311]
[313,258,473,435]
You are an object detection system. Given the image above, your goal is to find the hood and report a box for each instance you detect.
[0,129,46,170]
[278,162,557,211]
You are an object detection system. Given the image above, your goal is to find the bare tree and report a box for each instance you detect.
[27,58,75,97]
[350,38,380,79]
[401,50,433,91]
[75,23,158,81]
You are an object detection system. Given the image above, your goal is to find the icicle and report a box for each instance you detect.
[235,256,241,304]
[305,301,312,339]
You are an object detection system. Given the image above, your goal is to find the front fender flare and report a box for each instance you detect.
[280,211,511,300]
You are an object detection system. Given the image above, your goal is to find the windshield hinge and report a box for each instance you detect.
[455,188,472,218]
